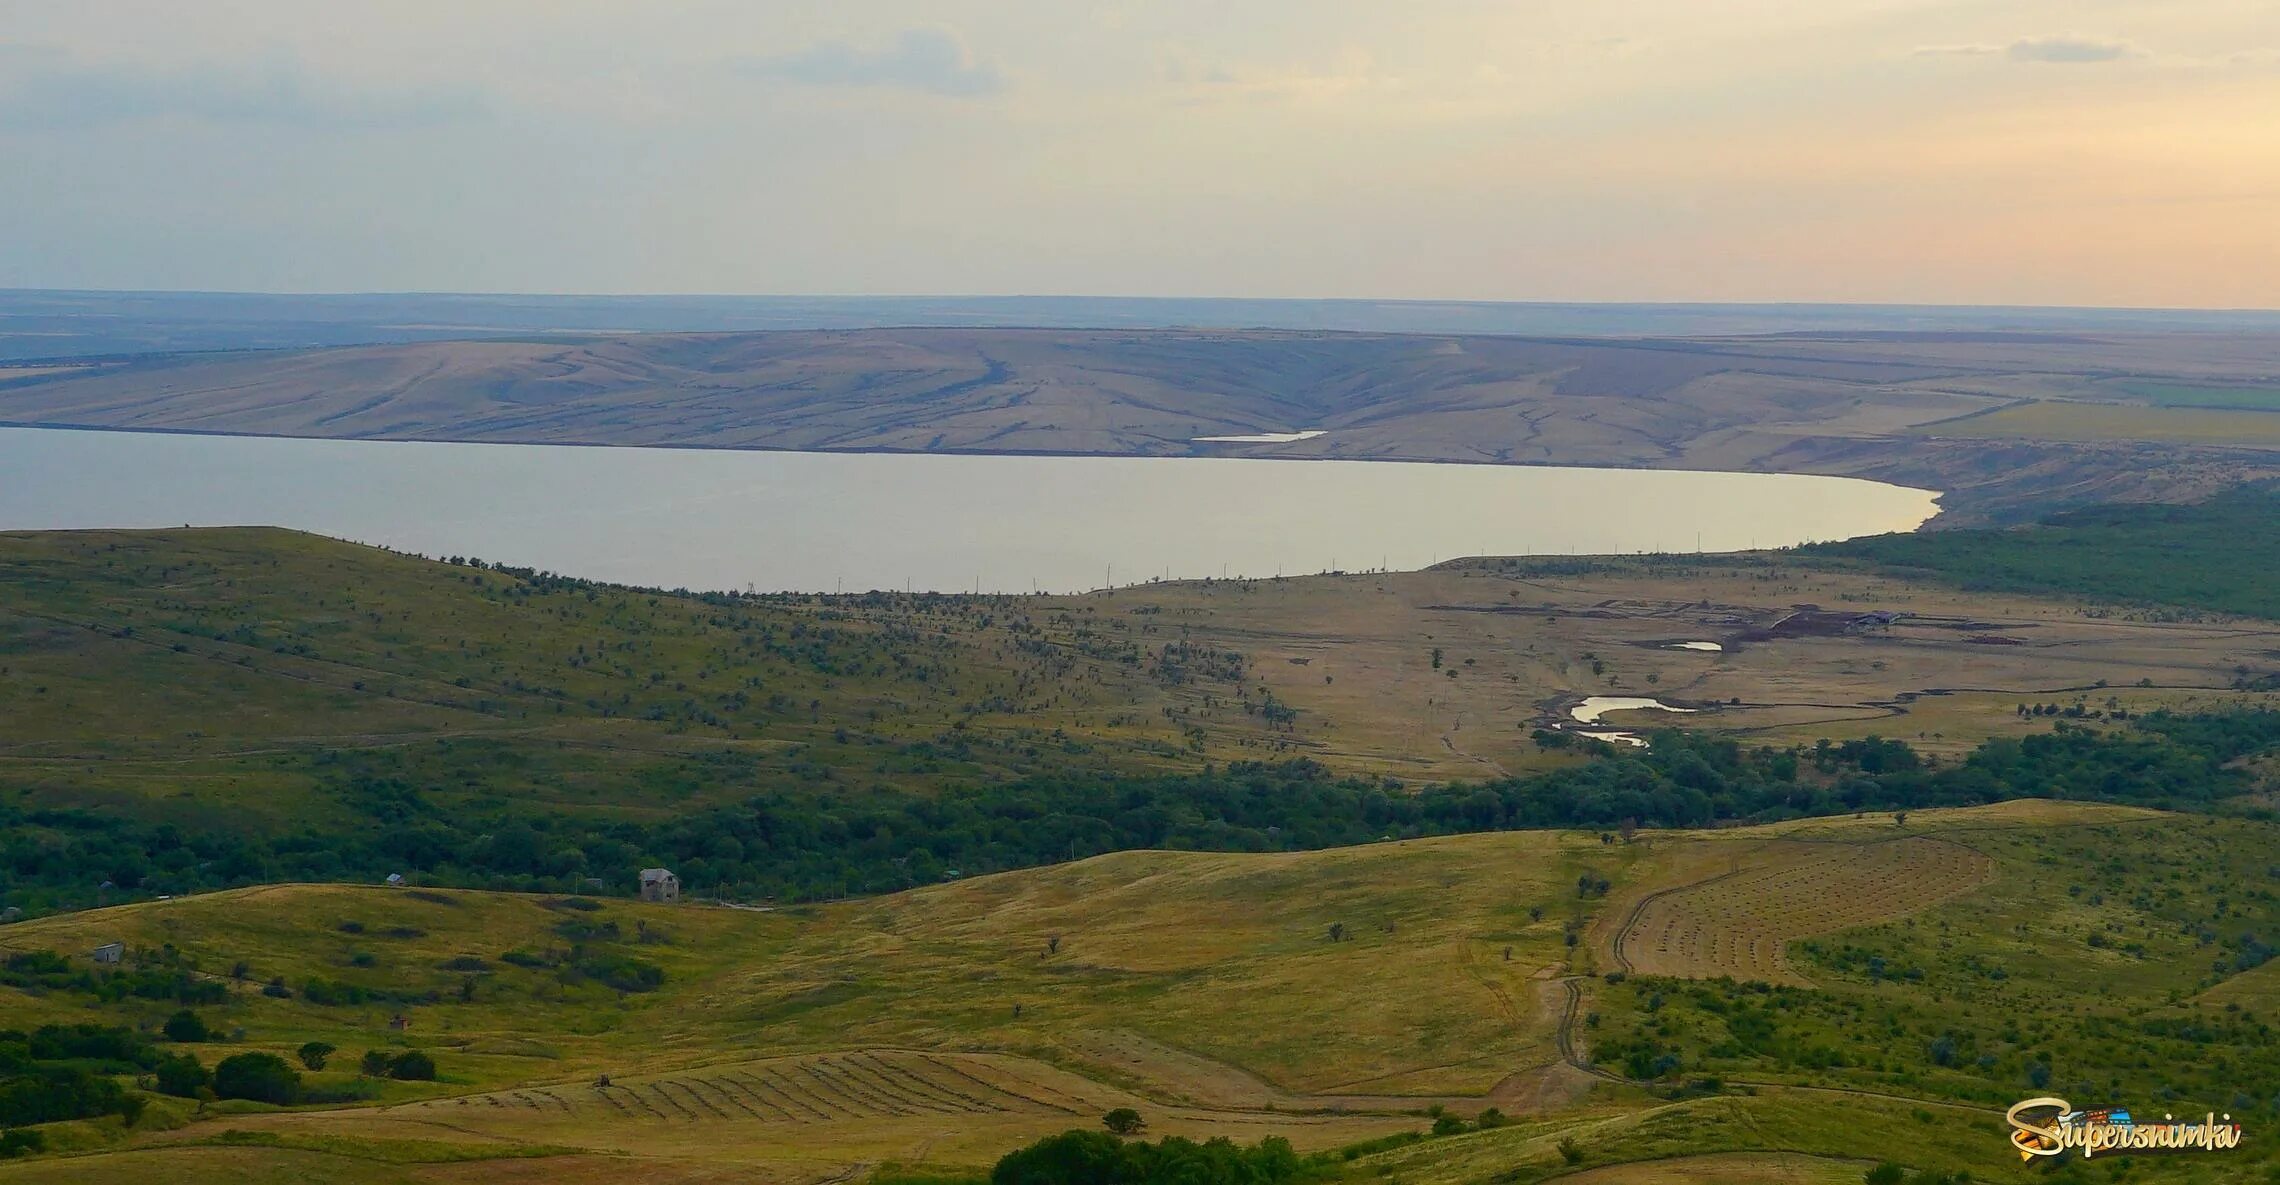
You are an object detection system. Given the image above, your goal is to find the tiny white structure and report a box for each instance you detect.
[385,873,406,887]
[0,906,22,924]
[92,941,125,965]
[638,867,680,903]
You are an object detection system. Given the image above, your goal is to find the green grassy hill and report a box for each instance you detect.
[5,804,2276,1183]
[11,523,2280,921]
[0,528,1278,907]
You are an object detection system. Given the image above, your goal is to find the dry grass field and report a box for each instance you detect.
[1581,802,2147,983]
[1091,557,2280,780]
[0,832,1615,1181]
[2,802,2247,1184]
[22,526,2268,817]
[1545,1152,1868,1184]
[163,1049,1412,1185]
[1925,400,2280,448]
[1601,837,1994,984]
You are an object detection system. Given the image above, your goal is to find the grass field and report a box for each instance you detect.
[1806,482,2280,622]
[11,518,2280,1181]
[0,833,1601,1105]
[1584,806,2280,1135]
[13,801,2279,1182]
[0,526,1256,801]
[2111,380,2280,412]
[10,518,2278,858]
[1924,400,2280,448]
[1605,836,1994,985]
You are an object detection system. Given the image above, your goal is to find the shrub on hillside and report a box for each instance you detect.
[992,1130,1300,1185]
[163,1010,208,1043]
[153,1053,208,1098]
[212,1053,300,1105]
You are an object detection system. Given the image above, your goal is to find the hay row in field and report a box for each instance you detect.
[413,1049,1084,1124]
[1615,837,1994,985]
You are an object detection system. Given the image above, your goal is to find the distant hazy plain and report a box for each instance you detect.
[2,427,1938,593]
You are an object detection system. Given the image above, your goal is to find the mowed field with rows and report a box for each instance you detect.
[1602,836,1996,984]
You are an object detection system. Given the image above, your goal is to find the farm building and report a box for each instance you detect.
[0,907,21,924]
[638,867,681,903]
[92,941,125,964]
[385,873,406,887]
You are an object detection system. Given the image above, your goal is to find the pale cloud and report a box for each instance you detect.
[737,28,1005,98]
[1915,36,2145,64]
[0,44,486,129]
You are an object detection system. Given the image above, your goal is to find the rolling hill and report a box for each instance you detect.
[5,801,2275,1183]
[10,327,2280,522]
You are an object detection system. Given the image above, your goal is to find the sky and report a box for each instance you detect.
[1,0,2276,307]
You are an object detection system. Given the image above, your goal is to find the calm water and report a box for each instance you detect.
[0,428,1938,593]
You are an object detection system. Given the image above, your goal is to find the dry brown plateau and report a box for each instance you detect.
[1081,557,2280,781]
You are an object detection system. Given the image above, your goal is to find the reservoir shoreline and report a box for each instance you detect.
[2,425,1940,595]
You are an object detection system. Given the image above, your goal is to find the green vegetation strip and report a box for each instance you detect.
[10,711,2280,915]
[1805,483,2280,620]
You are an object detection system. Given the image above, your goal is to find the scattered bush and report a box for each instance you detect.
[575,954,665,993]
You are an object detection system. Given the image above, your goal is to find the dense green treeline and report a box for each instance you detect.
[1805,483,2280,620]
[0,1024,153,1132]
[992,1130,1306,1185]
[8,709,2278,916]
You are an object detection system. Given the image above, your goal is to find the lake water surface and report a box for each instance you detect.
[0,428,1938,593]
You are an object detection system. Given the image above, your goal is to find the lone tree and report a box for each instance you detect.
[213,1052,301,1105]
[153,1053,208,1099]
[297,1042,336,1071]
[163,1010,209,1043]
[1326,922,1347,943]
[1102,1107,1145,1136]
